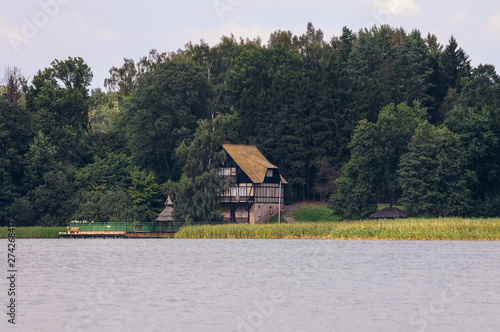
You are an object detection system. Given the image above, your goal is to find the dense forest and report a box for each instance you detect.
[1,23,500,226]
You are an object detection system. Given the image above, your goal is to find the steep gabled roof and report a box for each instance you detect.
[156,196,174,222]
[370,207,408,219]
[222,144,287,184]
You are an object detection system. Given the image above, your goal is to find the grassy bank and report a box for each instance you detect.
[175,218,500,240]
[269,204,342,223]
[0,227,67,238]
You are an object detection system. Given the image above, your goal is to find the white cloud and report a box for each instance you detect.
[451,12,471,25]
[373,0,421,16]
[488,12,500,37]
[101,29,122,42]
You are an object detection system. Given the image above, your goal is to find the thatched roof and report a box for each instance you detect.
[155,196,173,222]
[222,144,287,184]
[370,207,408,219]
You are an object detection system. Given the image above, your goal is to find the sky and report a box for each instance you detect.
[1,0,500,90]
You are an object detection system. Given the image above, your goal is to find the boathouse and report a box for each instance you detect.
[220,143,287,224]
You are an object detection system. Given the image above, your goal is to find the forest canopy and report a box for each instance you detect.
[2,23,500,226]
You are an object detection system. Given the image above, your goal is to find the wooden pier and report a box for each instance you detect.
[59,228,176,239]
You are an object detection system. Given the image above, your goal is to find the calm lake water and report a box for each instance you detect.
[3,239,499,331]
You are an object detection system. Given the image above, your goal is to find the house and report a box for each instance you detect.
[370,207,407,219]
[220,143,287,224]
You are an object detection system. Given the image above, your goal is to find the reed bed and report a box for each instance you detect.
[0,227,67,238]
[175,218,500,240]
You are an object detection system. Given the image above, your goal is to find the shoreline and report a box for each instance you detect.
[1,218,499,240]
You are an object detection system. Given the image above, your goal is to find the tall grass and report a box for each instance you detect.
[175,218,500,240]
[0,227,67,238]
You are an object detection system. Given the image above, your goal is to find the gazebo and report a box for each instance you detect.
[370,207,408,219]
[156,196,174,222]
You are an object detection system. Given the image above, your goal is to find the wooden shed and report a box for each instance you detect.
[370,207,408,219]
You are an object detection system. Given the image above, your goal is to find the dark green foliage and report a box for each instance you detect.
[458,64,500,111]
[72,189,138,223]
[75,152,133,190]
[167,171,225,225]
[446,106,500,201]
[440,36,471,91]
[398,121,474,217]
[376,101,427,205]
[26,57,93,165]
[3,24,500,226]
[74,152,162,222]
[125,61,212,181]
[328,120,379,220]
[166,115,230,224]
[7,170,77,226]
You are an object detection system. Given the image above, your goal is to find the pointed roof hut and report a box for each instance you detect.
[370,207,408,219]
[156,196,174,222]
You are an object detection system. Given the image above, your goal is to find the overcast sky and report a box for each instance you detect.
[2,0,499,90]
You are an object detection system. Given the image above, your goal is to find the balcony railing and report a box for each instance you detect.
[220,195,254,203]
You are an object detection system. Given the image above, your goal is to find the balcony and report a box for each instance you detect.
[220,195,254,204]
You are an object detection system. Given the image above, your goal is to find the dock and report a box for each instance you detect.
[59,230,176,238]
[58,222,183,239]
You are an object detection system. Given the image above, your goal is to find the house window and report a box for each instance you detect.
[269,206,273,215]
[266,169,273,177]
[258,206,261,217]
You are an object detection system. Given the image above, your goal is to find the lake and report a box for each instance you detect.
[3,239,500,331]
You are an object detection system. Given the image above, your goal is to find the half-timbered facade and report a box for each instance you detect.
[220,143,287,224]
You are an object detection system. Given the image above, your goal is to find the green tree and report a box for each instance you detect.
[347,25,400,123]
[446,106,500,202]
[24,131,58,190]
[398,30,434,106]
[397,121,474,216]
[74,152,133,190]
[125,61,212,181]
[104,49,168,97]
[0,97,33,225]
[376,101,427,206]
[72,189,138,223]
[458,64,500,111]
[26,57,93,164]
[127,167,162,222]
[7,170,76,226]
[328,120,379,219]
[440,36,471,91]
[166,115,229,224]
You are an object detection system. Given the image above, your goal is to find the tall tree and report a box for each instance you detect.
[446,106,500,202]
[376,101,427,206]
[348,25,400,123]
[458,64,500,111]
[328,120,379,219]
[26,57,93,164]
[397,121,474,216]
[398,30,434,106]
[125,60,213,181]
[2,66,25,105]
[166,115,230,224]
[440,36,471,91]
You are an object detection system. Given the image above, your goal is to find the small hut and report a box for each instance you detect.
[370,207,407,219]
[156,196,174,222]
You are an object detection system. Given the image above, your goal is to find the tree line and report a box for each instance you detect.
[1,23,499,226]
